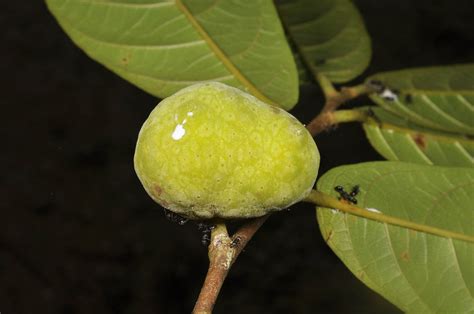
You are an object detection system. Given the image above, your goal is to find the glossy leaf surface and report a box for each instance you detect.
[317,162,474,313]
[46,0,299,109]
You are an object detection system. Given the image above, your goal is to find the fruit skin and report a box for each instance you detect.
[134,82,320,219]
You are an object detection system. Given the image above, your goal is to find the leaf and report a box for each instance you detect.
[367,64,474,135]
[276,0,371,83]
[292,44,312,85]
[316,161,474,313]
[363,107,474,167]
[46,0,299,110]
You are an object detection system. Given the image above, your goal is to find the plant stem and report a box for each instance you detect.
[193,216,269,313]
[193,223,232,314]
[307,75,373,136]
[315,73,338,99]
[306,109,369,135]
[333,109,370,123]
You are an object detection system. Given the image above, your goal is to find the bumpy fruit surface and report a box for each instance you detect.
[134,82,319,219]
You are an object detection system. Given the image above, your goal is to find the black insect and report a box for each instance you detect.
[350,185,360,197]
[230,236,242,248]
[163,209,188,225]
[404,93,413,104]
[197,222,215,246]
[334,185,359,204]
[334,185,345,193]
[197,222,214,231]
[367,79,385,93]
[201,232,211,246]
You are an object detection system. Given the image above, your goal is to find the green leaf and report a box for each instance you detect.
[363,107,474,167]
[276,0,371,83]
[292,45,312,85]
[46,0,299,110]
[316,161,474,313]
[367,64,474,135]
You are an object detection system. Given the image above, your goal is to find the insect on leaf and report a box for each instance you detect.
[316,161,474,313]
[367,64,474,135]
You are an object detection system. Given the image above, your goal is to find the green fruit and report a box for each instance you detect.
[134,82,319,219]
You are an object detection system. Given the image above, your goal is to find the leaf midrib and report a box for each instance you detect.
[308,190,474,244]
[373,89,474,96]
[365,118,474,145]
[175,0,276,106]
[74,0,173,9]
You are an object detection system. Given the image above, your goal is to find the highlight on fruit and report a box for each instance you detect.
[134,82,320,219]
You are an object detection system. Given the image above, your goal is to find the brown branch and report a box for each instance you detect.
[306,76,373,136]
[192,216,269,313]
[230,214,270,259]
[193,223,233,314]
[306,111,335,136]
[306,109,370,135]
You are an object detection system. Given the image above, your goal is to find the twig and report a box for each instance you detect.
[193,216,269,313]
[230,214,270,259]
[193,223,233,314]
[306,74,372,136]
[306,109,370,135]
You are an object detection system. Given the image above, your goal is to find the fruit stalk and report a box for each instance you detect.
[193,216,269,313]
[193,223,232,314]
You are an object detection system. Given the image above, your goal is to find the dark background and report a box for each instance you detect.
[2,1,474,313]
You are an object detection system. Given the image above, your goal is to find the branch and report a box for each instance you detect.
[306,75,373,136]
[193,223,232,314]
[230,214,270,259]
[193,216,269,313]
[306,109,370,135]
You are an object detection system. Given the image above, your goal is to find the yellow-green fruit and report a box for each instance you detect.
[134,82,319,219]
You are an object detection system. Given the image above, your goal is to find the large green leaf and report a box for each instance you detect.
[367,64,474,135]
[46,0,298,109]
[316,162,474,313]
[276,0,371,83]
[363,107,474,167]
